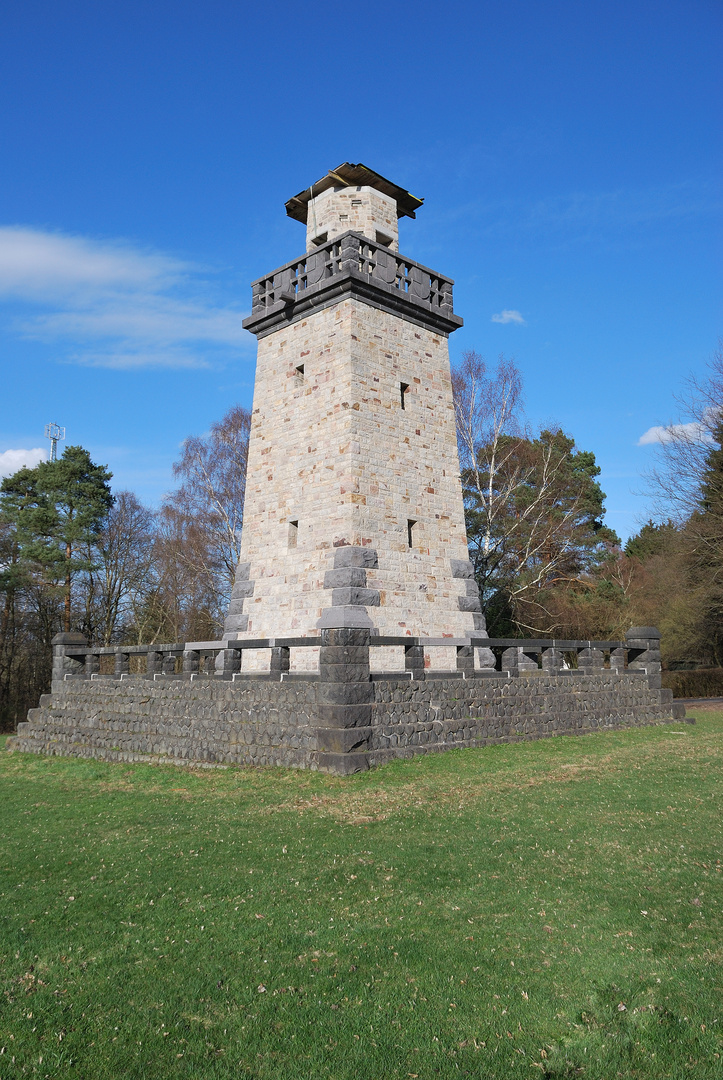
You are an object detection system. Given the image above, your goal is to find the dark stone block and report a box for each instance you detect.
[316,703,373,727]
[234,562,252,582]
[317,646,370,664]
[319,662,372,683]
[315,726,372,753]
[321,628,372,647]
[317,682,375,705]
[52,632,88,646]
[231,580,255,599]
[450,559,474,579]
[333,545,379,569]
[317,606,375,630]
[331,587,381,607]
[315,751,369,775]
[458,595,482,612]
[323,567,367,589]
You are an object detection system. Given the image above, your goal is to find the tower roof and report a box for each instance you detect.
[285,162,423,223]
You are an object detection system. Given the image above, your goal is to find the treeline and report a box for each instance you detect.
[0,407,249,728]
[1,350,720,728]
[455,347,722,666]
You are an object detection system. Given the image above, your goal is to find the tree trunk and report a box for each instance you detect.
[65,541,72,632]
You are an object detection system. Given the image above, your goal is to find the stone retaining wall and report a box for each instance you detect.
[8,669,687,773]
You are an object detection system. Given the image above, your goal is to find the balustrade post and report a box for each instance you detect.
[476,645,497,670]
[456,645,475,676]
[440,280,454,315]
[51,633,88,690]
[183,649,200,676]
[162,651,178,676]
[626,627,662,689]
[270,646,291,678]
[114,650,130,677]
[501,647,520,675]
[85,651,100,677]
[405,643,425,679]
[578,647,604,674]
[215,647,242,676]
[610,647,626,674]
[146,650,162,676]
[339,232,360,274]
[541,647,563,674]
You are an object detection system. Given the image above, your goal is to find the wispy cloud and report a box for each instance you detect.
[0,226,249,370]
[491,309,525,325]
[637,421,712,446]
[432,176,720,251]
[0,447,46,477]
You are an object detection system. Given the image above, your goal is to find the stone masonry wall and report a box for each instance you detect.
[305,186,399,251]
[9,671,685,772]
[230,297,476,656]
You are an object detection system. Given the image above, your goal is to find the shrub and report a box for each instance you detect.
[662,667,723,698]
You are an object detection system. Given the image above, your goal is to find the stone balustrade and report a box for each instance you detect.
[50,627,663,688]
[242,231,463,339]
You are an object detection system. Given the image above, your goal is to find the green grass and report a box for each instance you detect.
[0,714,721,1079]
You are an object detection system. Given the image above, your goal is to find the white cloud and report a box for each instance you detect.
[70,350,211,371]
[0,226,249,369]
[637,421,711,446]
[491,309,526,325]
[0,227,184,299]
[0,447,46,477]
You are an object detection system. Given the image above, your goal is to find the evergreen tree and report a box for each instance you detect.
[624,520,679,560]
[0,446,114,632]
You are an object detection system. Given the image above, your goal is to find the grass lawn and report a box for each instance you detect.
[0,712,721,1079]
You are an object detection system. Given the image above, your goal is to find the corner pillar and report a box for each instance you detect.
[315,626,373,774]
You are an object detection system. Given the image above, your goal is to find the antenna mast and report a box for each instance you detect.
[44,422,65,462]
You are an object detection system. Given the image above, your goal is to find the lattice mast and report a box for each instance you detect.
[44,422,65,462]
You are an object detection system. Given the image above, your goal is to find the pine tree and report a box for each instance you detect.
[0,446,114,632]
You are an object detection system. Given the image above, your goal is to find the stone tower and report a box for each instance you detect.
[223,163,484,655]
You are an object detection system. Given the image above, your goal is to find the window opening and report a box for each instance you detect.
[400,382,409,409]
[407,519,417,548]
[288,520,299,548]
[295,364,305,382]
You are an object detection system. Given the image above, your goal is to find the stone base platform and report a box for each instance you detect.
[8,667,688,774]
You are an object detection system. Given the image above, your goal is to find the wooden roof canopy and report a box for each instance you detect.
[285,162,424,224]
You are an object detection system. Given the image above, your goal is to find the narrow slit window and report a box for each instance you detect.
[400,382,409,409]
[295,364,304,383]
[407,519,417,548]
[288,520,298,548]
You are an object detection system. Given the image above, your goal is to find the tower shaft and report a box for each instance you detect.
[224,165,484,651]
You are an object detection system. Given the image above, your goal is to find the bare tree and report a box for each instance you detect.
[161,404,251,635]
[452,351,617,634]
[89,491,157,645]
[644,343,723,523]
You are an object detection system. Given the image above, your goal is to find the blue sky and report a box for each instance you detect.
[0,0,720,540]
